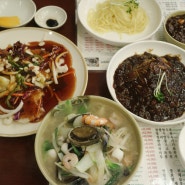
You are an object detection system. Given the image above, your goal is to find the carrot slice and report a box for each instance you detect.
[57,69,75,79]
[24,81,34,86]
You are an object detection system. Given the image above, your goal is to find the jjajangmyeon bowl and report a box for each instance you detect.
[35,95,143,185]
[107,40,185,126]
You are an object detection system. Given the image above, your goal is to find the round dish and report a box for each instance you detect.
[0,27,88,137]
[78,0,162,46]
[35,95,143,185]
[177,126,185,169]
[106,40,185,126]
[34,6,67,30]
[0,0,36,28]
[164,10,185,49]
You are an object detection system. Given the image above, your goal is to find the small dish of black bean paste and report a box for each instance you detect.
[166,14,185,43]
[113,52,185,122]
[46,19,59,27]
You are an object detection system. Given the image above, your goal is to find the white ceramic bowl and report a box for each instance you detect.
[106,40,185,126]
[35,95,143,185]
[0,0,36,28]
[0,27,88,137]
[34,6,67,30]
[78,0,162,46]
[177,126,185,169]
[164,10,185,50]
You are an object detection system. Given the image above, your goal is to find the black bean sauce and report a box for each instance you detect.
[46,19,59,27]
[113,52,185,122]
[166,14,185,43]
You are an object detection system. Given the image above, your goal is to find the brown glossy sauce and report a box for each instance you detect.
[29,41,76,121]
[42,69,76,114]
[0,40,76,122]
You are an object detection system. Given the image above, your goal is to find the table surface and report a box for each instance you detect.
[0,0,111,184]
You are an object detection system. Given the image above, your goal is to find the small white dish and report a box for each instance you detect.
[0,0,36,28]
[178,126,185,169]
[34,6,67,30]
[78,0,162,46]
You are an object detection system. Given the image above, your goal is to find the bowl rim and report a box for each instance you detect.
[163,10,185,46]
[21,0,36,26]
[35,95,143,185]
[34,5,67,29]
[177,125,185,169]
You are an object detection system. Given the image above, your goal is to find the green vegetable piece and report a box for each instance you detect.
[106,160,121,173]
[105,160,122,185]
[125,0,139,14]
[42,140,54,152]
[5,74,26,108]
[105,171,121,185]
[154,91,164,102]
[71,144,84,158]
[153,70,172,103]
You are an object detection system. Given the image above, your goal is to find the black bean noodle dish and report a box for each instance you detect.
[113,52,185,122]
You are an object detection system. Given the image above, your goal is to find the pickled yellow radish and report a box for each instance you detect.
[0,16,20,27]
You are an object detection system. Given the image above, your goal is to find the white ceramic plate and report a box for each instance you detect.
[106,40,185,126]
[178,126,185,169]
[34,6,67,30]
[78,0,162,46]
[0,27,88,137]
[0,0,36,28]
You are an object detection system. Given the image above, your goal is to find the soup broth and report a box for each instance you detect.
[37,96,142,185]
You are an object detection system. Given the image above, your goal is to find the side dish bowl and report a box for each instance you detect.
[35,95,143,185]
[0,0,36,28]
[164,10,185,49]
[34,6,67,30]
[106,40,185,126]
[78,0,162,46]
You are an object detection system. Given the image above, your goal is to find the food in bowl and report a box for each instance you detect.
[87,0,148,34]
[0,40,76,124]
[0,0,36,28]
[163,11,185,49]
[35,96,142,185]
[113,52,185,122]
[0,16,20,27]
[165,13,185,44]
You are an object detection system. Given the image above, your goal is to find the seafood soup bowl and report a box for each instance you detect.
[35,95,143,185]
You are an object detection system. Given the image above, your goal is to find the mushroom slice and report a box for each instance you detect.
[68,126,100,146]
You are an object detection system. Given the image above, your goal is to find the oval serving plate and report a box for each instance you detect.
[0,27,88,137]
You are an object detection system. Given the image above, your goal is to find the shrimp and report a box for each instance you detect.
[82,114,108,127]
[62,153,79,170]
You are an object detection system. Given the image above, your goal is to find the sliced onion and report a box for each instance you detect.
[0,101,24,119]
[55,51,68,63]
[52,61,58,84]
